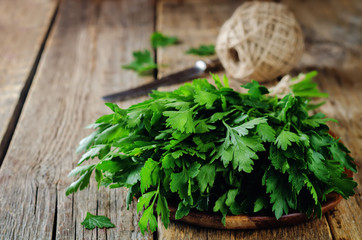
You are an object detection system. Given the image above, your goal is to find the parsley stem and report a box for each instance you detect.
[291,123,299,132]
[246,108,254,117]
[151,183,160,207]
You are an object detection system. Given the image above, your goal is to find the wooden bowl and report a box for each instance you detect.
[167,131,353,230]
[168,188,345,230]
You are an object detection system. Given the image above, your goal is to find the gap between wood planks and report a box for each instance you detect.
[51,188,59,240]
[153,2,159,239]
[153,0,159,82]
[0,2,60,168]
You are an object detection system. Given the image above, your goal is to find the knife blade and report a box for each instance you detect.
[102,59,222,102]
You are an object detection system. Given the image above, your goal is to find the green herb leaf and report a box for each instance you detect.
[265,169,292,219]
[194,90,218,109]
[81,212,115,230]
[275,129,300,151]
[151,32,178,48]
[66,165,95,196]
[170,169,189,199]
[217,122,264,173]
[122,50,157,75]
[175,201,190,220]
[233,117,267,136]
[186,44,215,56]
[164,110,195,133]
[213,192,228,225]
[253,197,268,212]
[256,123,276,142]
[139,205,158,234]
[140,158,160,193]
[156,195,170,228]
[197,164,216,192]
[329,141,357,172]
[137,191,157,213]
[291,71,329,98]
[242,80,269,98]
[269,145,289,173]
[78,145,109,165]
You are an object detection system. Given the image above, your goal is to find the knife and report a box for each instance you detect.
[102,58,222,102]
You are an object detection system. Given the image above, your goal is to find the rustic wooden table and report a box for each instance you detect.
[0,0,361,239]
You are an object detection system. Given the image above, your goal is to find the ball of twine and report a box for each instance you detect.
[216,2,304,82]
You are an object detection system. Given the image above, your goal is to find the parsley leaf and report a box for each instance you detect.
[213,192,228,225]
[122,50,157,75]
[216,122,264,173]
[78,145,109,165]
[269,145,289,173]
[197,164,216,192]
[81,212,115,230]
[291,71,329,98]
[137,191,157,213]
[186,44,215,56]
[170,169,189,199]
[194,89,218,109]
[139,206,158,234]
[151,32,178,48]
[265,169,292,219]
[66,165,95,196]
[175,201,191,220]
[256,123,276,142]
[275,129,300,151]
[307,149,330,182]
[156,195,170,228]
[164,110,195,133]
[242,80,269,98]
[140,158,160,193]
[329,141,357,172]
[232,117,267,136]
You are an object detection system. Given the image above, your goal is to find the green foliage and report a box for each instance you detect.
[122,50,157,75]
[68,72,357,234]
[81,212,115,230]
[186,44,215,56]
[151,32,178,48]
[291,71,329,98]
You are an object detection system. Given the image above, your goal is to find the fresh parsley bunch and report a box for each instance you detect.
[67,73,357,234]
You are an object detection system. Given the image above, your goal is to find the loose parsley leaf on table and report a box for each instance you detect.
[151,32,178,48]
[81,212,115,230]
[122,50,157,75]
[186,44,215,56]
[68,72,357,234]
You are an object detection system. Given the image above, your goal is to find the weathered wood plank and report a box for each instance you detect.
[0,0,58,163]
[156,0,361,239]
[285,0,362,238]
[158,217,333,240]
[309,70,362,240]
[0,0,154,239]
[156,0,237,77]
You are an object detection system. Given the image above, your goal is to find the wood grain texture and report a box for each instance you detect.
[0,0,154,239]
[156,0,241,76]
[308,70,362,240]
[0,0,360,239]
[285,0,362,238]
[158,217,333,240]
[156,0,361,239]
[0,0,58,163]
